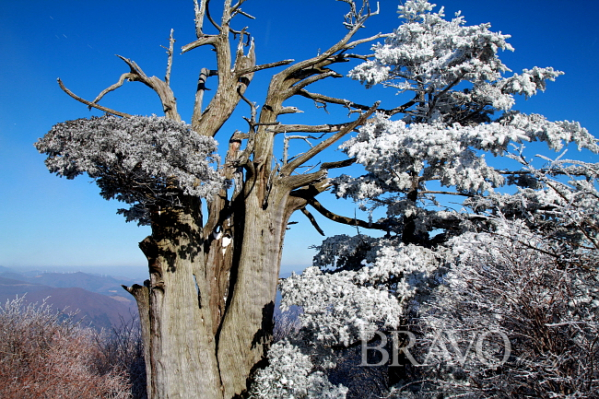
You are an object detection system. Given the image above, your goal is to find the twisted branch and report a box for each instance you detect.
[57,79,132,118]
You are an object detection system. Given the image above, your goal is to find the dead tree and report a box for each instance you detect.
[50,1,391,398]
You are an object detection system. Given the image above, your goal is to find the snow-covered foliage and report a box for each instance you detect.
[262,241,446,397]
[337,0,599,245]
[35,115,223,224]
[468,156,599,250]
[248,340,348,399]
[281,243,443,347]
[400,216,599,398]
[337,113,595,199]
[350,0,514,93]
[268,1,599,397]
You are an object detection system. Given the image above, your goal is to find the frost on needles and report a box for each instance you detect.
[35,115,223,225]
[264,1,599,398]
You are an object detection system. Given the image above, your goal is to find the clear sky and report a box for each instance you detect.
[1,0,598,279]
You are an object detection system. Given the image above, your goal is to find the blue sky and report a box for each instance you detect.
[1,0,598,279]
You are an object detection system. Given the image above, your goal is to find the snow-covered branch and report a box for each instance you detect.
[35,116,223,224]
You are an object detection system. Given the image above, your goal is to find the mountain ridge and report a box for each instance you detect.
[0,271,138,331]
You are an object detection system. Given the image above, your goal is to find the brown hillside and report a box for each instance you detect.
[0,277,137,331]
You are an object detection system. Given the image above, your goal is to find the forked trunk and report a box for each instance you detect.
[125,188,292,399]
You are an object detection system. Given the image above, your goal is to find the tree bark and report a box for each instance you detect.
[125,182,295,399]
[129,202,224,399]
[217,186,291,398]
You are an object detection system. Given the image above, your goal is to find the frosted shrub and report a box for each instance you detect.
[397,219,599,398]
[0,296,133,399]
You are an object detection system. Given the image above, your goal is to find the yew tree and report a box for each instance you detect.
[35,1,392,398]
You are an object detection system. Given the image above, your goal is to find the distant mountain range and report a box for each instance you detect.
[0,267,140,331]
[0,266,301,332]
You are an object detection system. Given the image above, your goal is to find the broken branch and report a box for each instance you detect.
[163,29,175,85]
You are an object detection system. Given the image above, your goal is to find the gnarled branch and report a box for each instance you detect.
[281,102,379,177]
[300,207,325,236]
[57,79,132,118]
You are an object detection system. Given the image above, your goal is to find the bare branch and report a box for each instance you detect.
[283,134,323,165]
[281,102,379,176]
[57,78,132,118]
[283,169,328,190]
[298,88,420,117]
[290,70,342,94]
[193,0,208,37]
[300,207,325,236]
[231,0,253,19]
[114,55,180,121]
[308,196,386,231]
[206,0,222,31]
[345,32,391,49]
[181,35,219,53]
[282,158,355,190]
[337,0,381,29]
[275,9,373,80]
[267,122,350,134]
[321,158,356,170]
[89,72,136,106]
[235,59,294,78]
[232,9,254,20]
[116,54,148,79]
[499,168,595,177]
[237,84,257,126]
[422,190,475,198]
[195,68,217,118]
[297,89,371,112]
[163,29,175,85]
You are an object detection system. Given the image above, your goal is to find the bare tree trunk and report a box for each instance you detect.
[217,187,290,398]
[127,204,224,399]
[125,187,291,399]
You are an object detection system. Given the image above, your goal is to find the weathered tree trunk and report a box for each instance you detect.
[217,186,291,398]
[125,184,293,399]
[127,201,224,399]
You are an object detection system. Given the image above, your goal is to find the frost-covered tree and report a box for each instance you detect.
[402,215,599,398]
[35,1,393,398]
[338,0,598,246]
[393,158,599,397]
[263,1,599,397]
